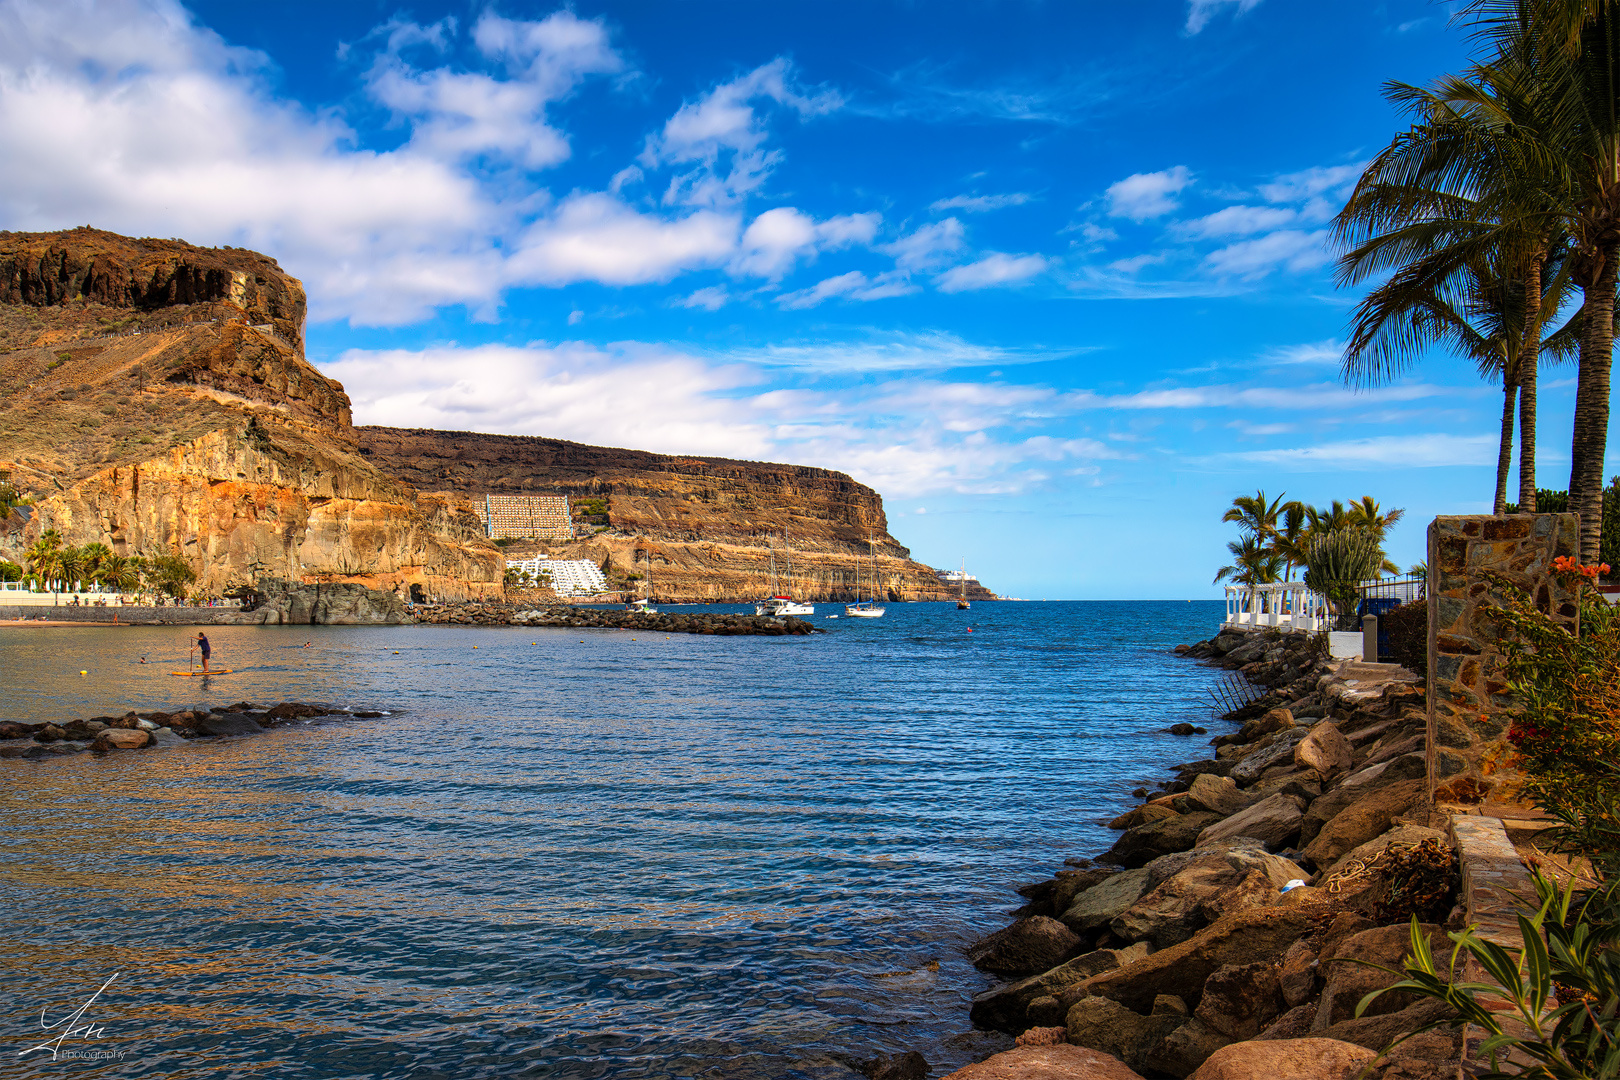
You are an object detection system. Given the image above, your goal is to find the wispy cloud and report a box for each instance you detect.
[1203,228,1331,279]
[1107,166,1193,221]
[936,252,1049,292]
[930,192,1033,213]
[1186,0,1265,35]
[1222,433,1497,470]
[717,330,1070,372]
[1263,339,1342,366]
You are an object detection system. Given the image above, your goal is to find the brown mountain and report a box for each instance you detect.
[0,228,980,604]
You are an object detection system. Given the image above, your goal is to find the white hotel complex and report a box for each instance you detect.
[505,557,608,597]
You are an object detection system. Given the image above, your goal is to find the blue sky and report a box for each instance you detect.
[2,0,1607,597]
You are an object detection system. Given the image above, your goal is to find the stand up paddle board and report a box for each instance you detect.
[169,669,235,676]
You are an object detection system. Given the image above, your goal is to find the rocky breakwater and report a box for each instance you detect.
[0,700,390,760]
[946,627,1488,1080]
[413,601,819,635]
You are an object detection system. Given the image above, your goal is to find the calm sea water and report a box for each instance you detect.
[0,601,1227,1079]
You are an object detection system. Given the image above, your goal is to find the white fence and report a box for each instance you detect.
[0,582,242,608]
[1221,582,1332,632]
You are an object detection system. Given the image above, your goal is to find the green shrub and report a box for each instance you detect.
[1304,529,1386,630]
[1504,488,1571,514]
[1603,476,1619,582]
[1382,600,1428,676]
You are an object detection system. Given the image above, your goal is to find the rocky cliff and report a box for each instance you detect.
[0,227,978,607]
[355,427,970,603]
[0,228,502,601]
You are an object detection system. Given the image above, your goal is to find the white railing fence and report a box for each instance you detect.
[1221,582,1332,632]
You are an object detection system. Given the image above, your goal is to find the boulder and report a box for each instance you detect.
[1060,870,1152,933]
[1016,1027,1068,1047]
[1053,869,1119,916]
[1255,1003,1317,1041]
[940,1044,1147,1080]
[34,724,66,743]
[1064,997,1180,1074]
[92,729,150,750]
[1293,722,1352,779]
[1169,723,1198,736]
[1064,906,1318,1015]
[1194,793,1305,851]
[859,1051,929,1080]
[1313,923,1450,1028]
[1112,860,1284,950]
[0,721,34,739]
[1316,824,1451,887]
[147,727,188,748]
[1186,1038,1376,1080]
[1229,730,1310,785]
[1028,996,1066,1026]
[1182,774,1250,818]
[1142,1017,1231,1078]
[970,948,1132,1032]
[1139,842,1305,892]
[1301,780,1428,870]
[969,917,1087,978]
[1099,814,1223,869]
[1312,998,1461,1053]
[1278,940,1318,1008]
[1108,803,1180,830]
[199,713,266,737]
[159,710,204,732]
[1193,962,1284,1040]
[265,702,323,720]
[1239,707,1295,742]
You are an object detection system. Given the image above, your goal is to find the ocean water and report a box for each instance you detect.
[0,601,1228,1079]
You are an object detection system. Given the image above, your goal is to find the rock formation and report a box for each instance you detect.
[0,227,976,607]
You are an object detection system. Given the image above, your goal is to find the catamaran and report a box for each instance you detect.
[844,536,886,618]
[755,532,814,616]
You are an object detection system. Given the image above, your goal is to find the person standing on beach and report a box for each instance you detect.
[194,631,212,673]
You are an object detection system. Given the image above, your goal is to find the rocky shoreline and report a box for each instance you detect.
[414,602,820,635]
[0,700,386,760]
[916,626,1482,1080]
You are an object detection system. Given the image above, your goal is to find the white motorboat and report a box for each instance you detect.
[844,535,886,618]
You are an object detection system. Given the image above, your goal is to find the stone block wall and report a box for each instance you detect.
[1426,514,1579,795]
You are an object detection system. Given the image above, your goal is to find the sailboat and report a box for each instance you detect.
[628,548,658,612]
[844,536,886,618]
[755,531,814,616]
[957,557,971,610]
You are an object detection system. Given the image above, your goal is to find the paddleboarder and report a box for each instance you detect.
[194,631,212,673]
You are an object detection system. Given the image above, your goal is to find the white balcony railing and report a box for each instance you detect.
[1221,582,1332,632]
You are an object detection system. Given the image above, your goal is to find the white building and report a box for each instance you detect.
[505,557,608,597]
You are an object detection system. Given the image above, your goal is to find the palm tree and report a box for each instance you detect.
[1467,0,1620,560]
[1213,534,1285,618]
[56,546,85,593]
[1336,44,1568,513]
[1274,502,1310,580]
[1345,496,1408,540]
[25,529,63,592]
[97,554,143,593]
[1221,489,1296,544]
[1304,501,1355,538]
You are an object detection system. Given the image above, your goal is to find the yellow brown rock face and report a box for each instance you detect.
[0,228,500,599]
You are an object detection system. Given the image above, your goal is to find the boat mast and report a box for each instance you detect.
[784,528,793,598]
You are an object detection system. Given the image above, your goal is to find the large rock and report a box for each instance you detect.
[1193,961,1285,1039]
[1186,1038,1377,1080]
[1140,1017,1231,1078]
[940,1044,1146,1080]
[199,713,266,737]
[1278,940,1318,1008]
[1238,707,1296,742]
[1108,803,1181,830]
[1293,721,1352,779]
[970,948,1134,1033]
[1060,870,1152,933]
[147,727,188,748]
[1313,923,1450,1028]
[1064,997,1180,1074]
[969,917,1087,978]
[92,728,149,750]
[1316,824,1451,886]
[1099,814,1222,869]
[1301,780,1428,870]
[1194,793,1304,851]
[1182,774,1251,818]
[1229,729,1310,785]
[1063,906,1318,1014]
[1312,998,1461,1053]
[1111,844,1303,948]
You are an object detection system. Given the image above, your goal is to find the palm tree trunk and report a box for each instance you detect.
[1571,239,1619,564]
[1494,370,1517,515]
[1517,257,1543,512]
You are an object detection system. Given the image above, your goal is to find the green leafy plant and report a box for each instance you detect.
[1484,567,1620,881]
[142,551,196,600]
[1357,871,1620,1079]
[1304,529,1387,630]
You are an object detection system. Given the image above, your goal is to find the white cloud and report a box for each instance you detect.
[1174,205,1296,239]
[775,270,916,309]
[1224,433,1497,470]
[882,218,967,271]
[721,330,1066,372]
[937,253,1049,292]
[506,193,738,286]
[929,192,1032,213]
[1107,253,1166,274]
[1264,340,1342,366]
[730,207,879,279]
[640,58,840,207]
[677,285,732,311]
[1186,0,1264,35]
[1107,167,1192,221]
[1203,229,1331,279]
[1258,163,1363,204]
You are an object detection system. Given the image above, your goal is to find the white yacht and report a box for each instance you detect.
[754,532,814,616]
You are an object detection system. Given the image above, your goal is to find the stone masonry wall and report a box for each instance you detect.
[1426,513,1580,795]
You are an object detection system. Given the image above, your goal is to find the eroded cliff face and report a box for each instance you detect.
[357,428,967,603]
[0,229,502,600]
